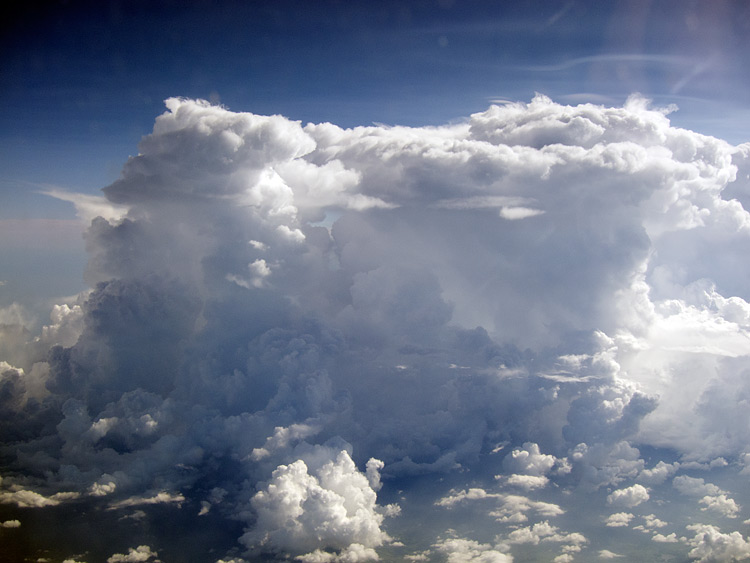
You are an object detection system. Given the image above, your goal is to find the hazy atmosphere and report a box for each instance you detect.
[2,2,750,562]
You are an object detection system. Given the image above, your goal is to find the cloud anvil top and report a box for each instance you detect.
[2,95,750,562]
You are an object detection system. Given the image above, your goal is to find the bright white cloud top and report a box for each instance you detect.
[2,96,750,561]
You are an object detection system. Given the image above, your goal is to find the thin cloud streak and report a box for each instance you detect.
[516,53,694,72]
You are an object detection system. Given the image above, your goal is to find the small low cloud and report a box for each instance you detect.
[107,545,159,563]
[433,537,513,563]
[604,512,634,527]
[607,485,650,508]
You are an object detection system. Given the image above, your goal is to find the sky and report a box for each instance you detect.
[3,1,750,562]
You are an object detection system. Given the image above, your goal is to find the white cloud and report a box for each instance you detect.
[250,423,321,461]
[506,521,587,554]
[505,474,550,490]
[652,533,678,543]
[502,443,557,476]
[672,476,740,517]
[365,458,385,493]
[604,512,634,527]
[43,188,129,225]
[498,206,544,220]
[433,538,513,563]
[490,495,565,523]
[673,476,723,497]
[699,494,741,518]
[295,543,380,562]
[1,519,21,528]
[637,461,679,486]
[641,514,668,529]
[606,484,650,508]
[241,450,389,557]
[436,488,564,525]
[685,524,750,562]
[436,488,503,507]
[0,488,79,508]
[107,545,159,563]
[89,480,117,497]
[108,492,185,510]
[506,521,558,545]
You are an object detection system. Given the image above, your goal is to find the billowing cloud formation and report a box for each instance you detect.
[686,525,750,562]
[606,484,650,508]
[502,443,558,476]
[240,450,389,559]
[2,95,750,561]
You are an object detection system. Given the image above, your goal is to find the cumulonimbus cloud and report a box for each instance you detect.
[2,95,750,561]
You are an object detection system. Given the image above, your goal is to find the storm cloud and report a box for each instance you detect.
[2,95,750,561]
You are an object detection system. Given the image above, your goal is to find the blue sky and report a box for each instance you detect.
[4,2,750,563]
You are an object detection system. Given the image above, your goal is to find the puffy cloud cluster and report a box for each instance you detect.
[637,460,679,486]
[0,487,79,508]
[241,450,389,560]
[436,487,564,525]
[499,442,571,491]
[673,476,741,518]
[502,443,558,476]
[106,545,160,563]
[604,512,634,528]
[685,524,750,562]
[2,95,750,561]
[431,537,513,563]
[507,521,587,551]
